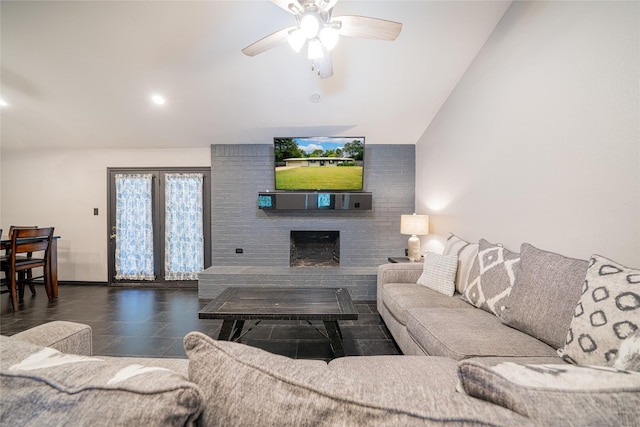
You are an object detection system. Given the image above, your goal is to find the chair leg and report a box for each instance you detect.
[18,272,26,301]
[26,269,36,296]
[43,269,53,302]
[10,274,18,312]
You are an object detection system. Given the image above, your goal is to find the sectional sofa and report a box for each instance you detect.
[2,233,639,426]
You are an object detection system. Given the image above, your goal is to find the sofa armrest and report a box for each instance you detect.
[376,263,424,311]
[12,321,92,356]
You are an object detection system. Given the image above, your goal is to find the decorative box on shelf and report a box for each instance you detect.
[258,192,372,211]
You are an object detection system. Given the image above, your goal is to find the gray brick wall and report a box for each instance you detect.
[209,143,415,266]
[200,143,415,300]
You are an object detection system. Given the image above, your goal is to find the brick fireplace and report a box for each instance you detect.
[290,231,340,267]
[198,143,415,301]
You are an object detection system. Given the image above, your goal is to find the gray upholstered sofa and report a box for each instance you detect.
[2,234,639,426]
[377,235,581,362]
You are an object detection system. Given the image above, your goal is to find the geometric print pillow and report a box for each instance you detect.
[558,255,640,366]
[462,239,520,318]
[0,336,203,425]
[458,360,640,426]
[614,329,640,372]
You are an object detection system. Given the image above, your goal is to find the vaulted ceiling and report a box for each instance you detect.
[0,1,511,151]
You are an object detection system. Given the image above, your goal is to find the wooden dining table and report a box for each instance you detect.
[1,236,60,298]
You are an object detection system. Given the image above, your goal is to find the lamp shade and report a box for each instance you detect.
[400,214,429,236]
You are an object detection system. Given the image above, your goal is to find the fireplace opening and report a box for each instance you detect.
[290,231,340,267]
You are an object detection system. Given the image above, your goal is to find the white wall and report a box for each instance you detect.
[0,148,211,281]
[417,1,640,266]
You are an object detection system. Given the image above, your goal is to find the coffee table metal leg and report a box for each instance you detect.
[218,319,246,341]
[218,320,235,340]
[335,321,344,339]
[230,320,245,341]
[323,321,345,358]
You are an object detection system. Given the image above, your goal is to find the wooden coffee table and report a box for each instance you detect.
[198,286,358,357]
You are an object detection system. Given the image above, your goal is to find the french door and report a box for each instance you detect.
[107,168,211,285]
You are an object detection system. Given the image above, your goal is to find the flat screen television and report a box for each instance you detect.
[274,137,364,191]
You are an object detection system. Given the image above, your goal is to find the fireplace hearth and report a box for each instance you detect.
[290,231,340,267]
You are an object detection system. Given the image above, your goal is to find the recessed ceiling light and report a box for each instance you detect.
[151,94,166,106]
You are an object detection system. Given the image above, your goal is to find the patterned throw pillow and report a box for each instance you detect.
[558,255,640,366]
[416,251,458,296]
[614,329,640,372]
[443,233,479,294]
[458,360,640,426]
[0,336,203,425]
[462,239,520,317]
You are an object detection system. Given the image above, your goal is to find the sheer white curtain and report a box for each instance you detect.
[164,173,204,280]
[115,173,155,280]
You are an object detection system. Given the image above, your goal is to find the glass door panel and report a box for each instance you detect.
[114,173,155,281]
[164,173,204,280]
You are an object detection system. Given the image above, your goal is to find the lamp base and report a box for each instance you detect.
[407,235,421,262]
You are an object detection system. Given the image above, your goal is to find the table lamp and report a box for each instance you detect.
[400,214,429,262]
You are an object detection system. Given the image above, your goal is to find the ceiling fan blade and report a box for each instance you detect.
[333,15,402,41]
[241,27,296,57]
[312,49,333,79]
[271,0,301,14]
[316,0,339,12]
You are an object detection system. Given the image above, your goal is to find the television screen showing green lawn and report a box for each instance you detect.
[274,137,364,191]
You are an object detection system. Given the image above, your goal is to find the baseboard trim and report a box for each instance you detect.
[58,281,109,286]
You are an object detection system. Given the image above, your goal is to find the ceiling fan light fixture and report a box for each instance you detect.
[307,38,324,59]
[300,12,321,39]
[319,26,339,51]
[287,29,306,53]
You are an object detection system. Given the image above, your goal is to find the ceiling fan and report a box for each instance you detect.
[241,0,402,79]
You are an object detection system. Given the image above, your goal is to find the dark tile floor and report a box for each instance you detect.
[1,284,400,361]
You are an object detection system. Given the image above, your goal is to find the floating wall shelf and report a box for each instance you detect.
[258,192,372,211]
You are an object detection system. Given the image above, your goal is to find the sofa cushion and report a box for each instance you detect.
[458,360,640,426]
[558,254,640,366]
[501,243,588,350]
[406,307,559,360]
[416,251,458,296]
[184,332,535,427]
[382,283,471,326]
[443,233,479,294]
[0,336,202,426]
[462,239,520,317]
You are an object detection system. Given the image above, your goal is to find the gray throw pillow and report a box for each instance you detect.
[417,251,458,296]
[443,233,479,294]
[0,336,203,425]
[462,239,520,317]
[558,255,640,366]
[501,243,588,349]
[458,360,640,426]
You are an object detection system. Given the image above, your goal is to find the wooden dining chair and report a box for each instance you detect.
[1,226,38,300]
[0,227,54,312]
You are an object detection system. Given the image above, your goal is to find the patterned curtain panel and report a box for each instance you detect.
[115,174,155,280]
[165,173,204,280]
